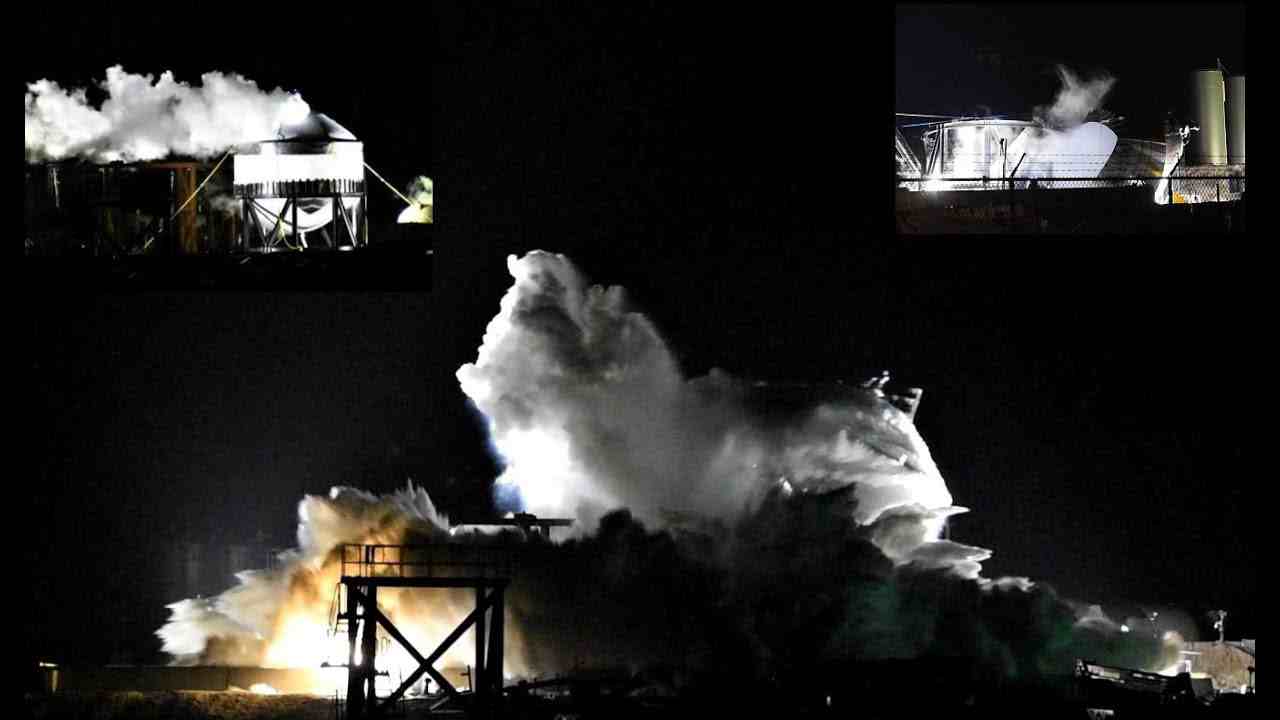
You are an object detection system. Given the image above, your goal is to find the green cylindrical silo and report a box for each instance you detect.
[1188,69,1227,166]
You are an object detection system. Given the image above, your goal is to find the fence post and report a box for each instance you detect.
[1008,178,1014,230]
[1033,181,1039,233]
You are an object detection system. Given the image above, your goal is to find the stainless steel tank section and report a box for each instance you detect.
[938,120,1035,180]
[1226,75,1245,165]
[1188,69,1228,166]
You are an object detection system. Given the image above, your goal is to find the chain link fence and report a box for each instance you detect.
[896,175,1245,203]
[895,174,1246,233]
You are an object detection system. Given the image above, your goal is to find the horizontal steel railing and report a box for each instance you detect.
[339,543,514,579]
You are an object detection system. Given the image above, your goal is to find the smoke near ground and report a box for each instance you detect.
[157,484,483,672]
[1033,65,1116,131]
[159,250,1182,691]
[25,65,310,163]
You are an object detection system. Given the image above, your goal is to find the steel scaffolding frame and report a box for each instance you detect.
[336,544,509,720]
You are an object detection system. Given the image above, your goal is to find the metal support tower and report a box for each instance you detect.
[236,179,368,252]
[337,544,510,720]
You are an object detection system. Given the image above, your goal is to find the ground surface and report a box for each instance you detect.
[27,691,338,720]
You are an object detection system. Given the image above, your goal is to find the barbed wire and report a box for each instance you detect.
[927,152,1238,161]
[895,175,1245,181]
[937,152,1143,157]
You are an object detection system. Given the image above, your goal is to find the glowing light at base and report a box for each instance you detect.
[944,124,985,179]
[158,484,529,696]
[1151,632,1189,675]
[1154,138,1185,205]
[253,582,493,695]
[249,683,279,695]
[397,176,434,224]
[262,615,342,670]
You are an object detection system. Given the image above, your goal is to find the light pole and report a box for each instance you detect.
[1211,610,1227,643]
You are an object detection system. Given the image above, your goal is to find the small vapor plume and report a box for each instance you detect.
[25,65,310,163]
[205,193,242,216]
[397,176,433,224]
[1033,65,1115,131]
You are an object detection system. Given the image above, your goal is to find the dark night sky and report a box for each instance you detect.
[897,3,1247,141]
[25,4,1255,665]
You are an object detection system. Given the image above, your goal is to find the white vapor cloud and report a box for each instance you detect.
[457,251,983,574]
[25,65,310,163]
[1033,65,1115,131]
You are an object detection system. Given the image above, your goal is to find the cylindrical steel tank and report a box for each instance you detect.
[936,119,1036,180]
[1227,75,1245,165]
[233,113,367,249]
[1188,69,1227,166]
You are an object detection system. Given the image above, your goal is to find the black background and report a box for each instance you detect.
[23,4,1255,665]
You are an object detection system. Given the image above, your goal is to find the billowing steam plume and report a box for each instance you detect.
[25,65,310,163]
[159,251,1182,692]
[455,252,1181,680]
[457,252,980,573]
[1033,65,1116,131]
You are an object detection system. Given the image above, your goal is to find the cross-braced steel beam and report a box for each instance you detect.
[341,576,508,719]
